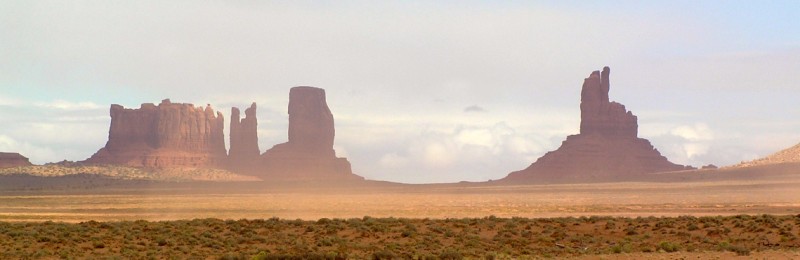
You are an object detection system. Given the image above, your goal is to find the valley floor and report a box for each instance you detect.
[1,166,799,258]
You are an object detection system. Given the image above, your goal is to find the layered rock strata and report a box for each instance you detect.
[503,67,686,183]
[256,87,362,180]
[84,99,227,168]
[0,152,33,168]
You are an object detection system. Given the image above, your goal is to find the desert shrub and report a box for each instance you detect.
[604,221,616,230]
[371,250,394,260]
[729,245,750,256]
[719,242,750,256]
[686,223,699,231]
[439,249,463,260]
[93,241,105,249]
[657,241,679,252]
[624,226,638,235]
[218,254,245,260]
[610,243,632,254]
[317,218,332,225]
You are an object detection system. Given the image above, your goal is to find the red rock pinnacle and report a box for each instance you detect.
[502,67,686,183]
[229,102,260,168]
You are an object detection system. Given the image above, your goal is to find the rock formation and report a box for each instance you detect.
[84,99,227,168]
[228,103,260,170]
[503,67,686,183]
[580,67,638,137]
[0,152,33,168]
[254,86,362,180]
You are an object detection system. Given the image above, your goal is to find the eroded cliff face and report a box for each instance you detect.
[503,67,686,183]
[84,99,227,168]
[0,152,33,168]
[255,87,362,180]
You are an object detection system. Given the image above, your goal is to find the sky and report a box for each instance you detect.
[1,1,799,183]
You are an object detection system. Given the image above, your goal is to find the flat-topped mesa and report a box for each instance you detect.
[256,86,362,180]
[0,152,33,168]
[580,67,638,137]
[502,66,686,183]
[84,99,227,168]
[228,103,260,169]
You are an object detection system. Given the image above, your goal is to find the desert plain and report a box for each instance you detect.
[1,165,800,259]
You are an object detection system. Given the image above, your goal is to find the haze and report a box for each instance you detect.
[1,1,799,183]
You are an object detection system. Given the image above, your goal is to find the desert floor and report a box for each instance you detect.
[1,174,800,222]
[1,172,799,258]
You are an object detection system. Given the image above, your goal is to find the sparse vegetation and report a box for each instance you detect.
[1,215,799,258]
[0,165,259,182]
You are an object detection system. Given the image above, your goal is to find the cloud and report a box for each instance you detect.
[463,105,486,113]
[670,123,713,141]
[33,100,103,110]
[665,123,714,160]
[352,121,552,183]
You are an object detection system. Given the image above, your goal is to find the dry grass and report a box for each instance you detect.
[1,215,799,259]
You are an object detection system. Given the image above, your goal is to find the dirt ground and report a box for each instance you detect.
[1,172,799,258]
[1,175,800,222]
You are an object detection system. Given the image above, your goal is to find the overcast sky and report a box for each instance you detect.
[1,1,799,183]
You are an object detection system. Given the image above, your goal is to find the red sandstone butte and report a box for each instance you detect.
[254,86,362,180]
[502,67,686,183]
[84,99,227,168]
[228,102,260,170]
[0,152,33,168]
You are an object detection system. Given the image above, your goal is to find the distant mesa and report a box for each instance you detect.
[502,66,687,183]
[251,87,363,180]
[0,152,33,168]
[83,99,227,168]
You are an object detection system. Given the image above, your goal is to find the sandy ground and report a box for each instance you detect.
[1,175,799,222]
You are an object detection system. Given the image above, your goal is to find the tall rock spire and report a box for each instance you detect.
[229,102,260,166]
[503,66,686,183]
[579,66,638,137]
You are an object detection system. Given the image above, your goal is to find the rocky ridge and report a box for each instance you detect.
[733,143,800,168]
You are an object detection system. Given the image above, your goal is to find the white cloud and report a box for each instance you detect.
[348,121,552,183]
[670,123,714,141]
[668,123,714,160]
[379,153,408,168]
[33,100,103,110]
